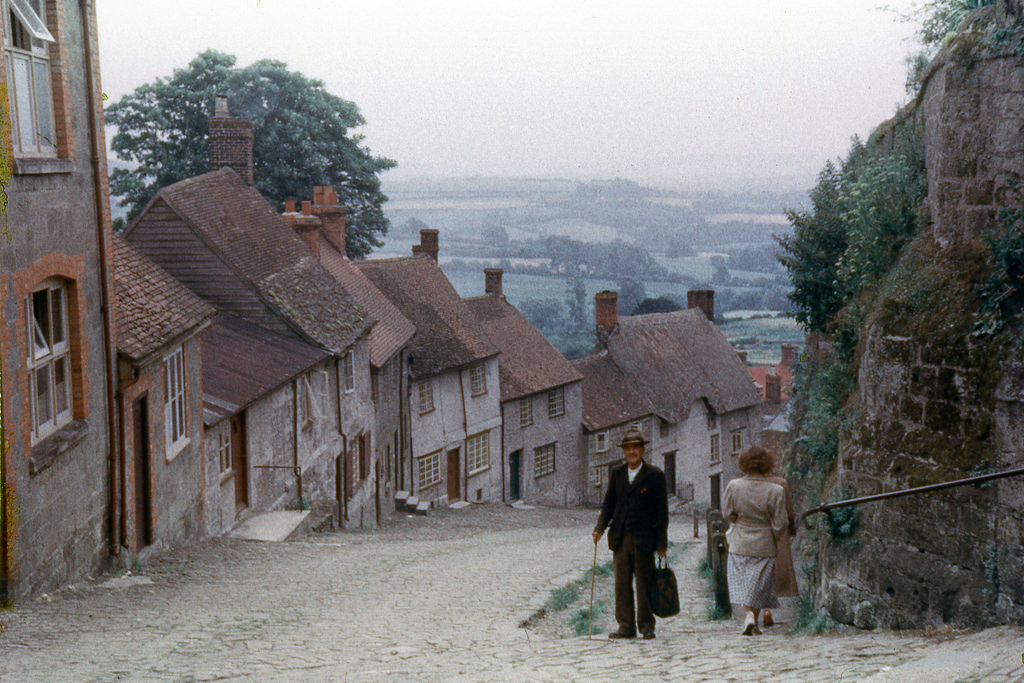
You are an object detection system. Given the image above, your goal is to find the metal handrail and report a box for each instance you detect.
[801,466,1024,521]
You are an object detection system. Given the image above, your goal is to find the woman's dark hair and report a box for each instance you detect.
[738,446,775,475]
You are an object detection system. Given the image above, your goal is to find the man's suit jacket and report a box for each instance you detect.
[594,461,669,554]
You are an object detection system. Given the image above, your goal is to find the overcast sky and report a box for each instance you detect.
[96,1,923,192]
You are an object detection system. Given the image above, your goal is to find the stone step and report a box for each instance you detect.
[414,500,430,516]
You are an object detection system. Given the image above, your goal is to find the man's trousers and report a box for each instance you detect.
[613,531,656,635]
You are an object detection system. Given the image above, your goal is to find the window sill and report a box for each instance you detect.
[14,157,74,175]
[30,419,90,475]
[535,470,556,480]
[468,465,490,478]
[166,437,191,462]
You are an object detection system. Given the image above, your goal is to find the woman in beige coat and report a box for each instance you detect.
[723,447,787,635]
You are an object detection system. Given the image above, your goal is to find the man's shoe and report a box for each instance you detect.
[608,629,636,639]
[641,631,656,640]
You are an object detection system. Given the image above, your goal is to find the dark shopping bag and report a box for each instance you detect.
[649,556,680,618]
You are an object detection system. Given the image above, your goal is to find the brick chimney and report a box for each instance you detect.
[687,289,714,321]
[736,349,748,364]
[412,228,439,262]
[595,290,618,344]
[282,199,321,258]
[208,95,254,186]
[311,185,346,255]
[484,268,503,296]
[765,374,782,403]
[780,344,798,368]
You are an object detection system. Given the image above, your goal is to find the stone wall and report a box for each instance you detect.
[818,1,1024,628]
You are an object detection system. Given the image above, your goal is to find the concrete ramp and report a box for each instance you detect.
[229,510,310,542]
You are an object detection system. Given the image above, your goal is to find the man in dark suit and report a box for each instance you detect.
[592,427,669,639]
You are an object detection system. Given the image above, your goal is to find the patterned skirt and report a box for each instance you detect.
[727,554,778,609]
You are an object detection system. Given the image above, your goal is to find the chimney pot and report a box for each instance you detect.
[687,290,714,321]
[484,268,504,296]
[284,198,296,213]
[214,94,229,117]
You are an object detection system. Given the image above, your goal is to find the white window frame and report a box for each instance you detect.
[3,0,56,156]
[466,431,490,475]
[595,432,608,453]
[164,345,188,457]
[710,433,721,464]
[519,396,533,428]
[469,364,487,396]
[731,428,745,455]
[217,427,232,476]
[343,352,355,393]
[417,379,434,414]
[417,450,442,488]
[591,464,606,488]
[26,280,71,441]
[534,442,556,478]
[547,386,565,418]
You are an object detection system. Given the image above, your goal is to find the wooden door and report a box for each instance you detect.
[663,451,676,497]
[509,450,521,501]
[132,397,153,549]
[231,413,248,512]
[447,448,460,501]
[710,473,721,510]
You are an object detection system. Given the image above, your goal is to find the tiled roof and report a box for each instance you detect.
[112,236,214,362]
[356,256,498,379]
[574,308,760,430]
[572,350,654,431]
[153,168,371,353]
[318,235,414,368]
[465,294,581,401]
[200,313,331,426]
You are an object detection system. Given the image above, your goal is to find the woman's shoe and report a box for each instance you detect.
[763,610,774,627]
[741,612,758,635]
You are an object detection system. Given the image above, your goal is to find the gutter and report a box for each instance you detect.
[81,0,121,555]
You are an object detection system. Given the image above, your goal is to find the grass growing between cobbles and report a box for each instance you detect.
[791,592,832,635]
[526,542,688,637]
[697,555,731,621]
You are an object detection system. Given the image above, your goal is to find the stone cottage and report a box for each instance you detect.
[358,231,503,507]
[111,236,214,556]
[305,186,416,516]
[464,269,584,506]
[574,290,761,509]
[123,163,382,529]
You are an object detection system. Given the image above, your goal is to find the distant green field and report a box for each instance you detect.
[719,316,804,366]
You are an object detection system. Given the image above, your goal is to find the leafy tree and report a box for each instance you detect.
[107,50,396,258]
[633,296,682,315]
[777,159,850,332]
[617,277,647,316]
[566,276,587,332]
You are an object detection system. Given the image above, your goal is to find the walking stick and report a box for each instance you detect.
[588,539,598,639]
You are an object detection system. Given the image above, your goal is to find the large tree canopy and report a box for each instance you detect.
[107,50,396,258]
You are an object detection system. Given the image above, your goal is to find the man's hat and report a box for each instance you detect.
[618,427,648,448]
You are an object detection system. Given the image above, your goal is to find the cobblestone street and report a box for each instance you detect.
[0,505,1021,681]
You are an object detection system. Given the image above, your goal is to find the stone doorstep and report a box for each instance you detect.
[448,500,471,510]
[228,510,311,542]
